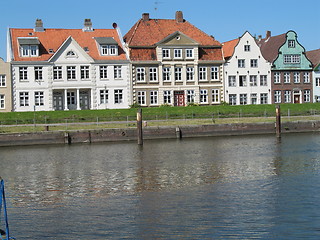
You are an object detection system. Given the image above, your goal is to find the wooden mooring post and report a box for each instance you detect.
[276,105,281,138]
[137,108,143,145]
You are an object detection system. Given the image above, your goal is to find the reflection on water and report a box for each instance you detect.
[1,133,320,239]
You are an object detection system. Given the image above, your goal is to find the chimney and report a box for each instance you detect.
[266,30,271,39]
[142,13,150,21]
[83,19,93,32]
[34,19,44,32]
[258,35,262,41]
[175,11,184,23]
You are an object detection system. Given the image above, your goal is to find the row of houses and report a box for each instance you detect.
[0,11,320,112]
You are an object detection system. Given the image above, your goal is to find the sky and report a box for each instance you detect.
[1,0,319,60]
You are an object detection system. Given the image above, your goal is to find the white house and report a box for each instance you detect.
[306,49,320,102]
[223,31,272,105]
[7,19,131,112]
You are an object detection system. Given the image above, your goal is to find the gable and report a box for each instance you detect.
[157,31,199,46]
[49,37,93,63]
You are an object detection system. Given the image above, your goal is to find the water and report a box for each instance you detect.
[1,133,320,239]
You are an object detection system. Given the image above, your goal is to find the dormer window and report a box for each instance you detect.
[66,50,77,58]
[18,37,40,57]
[95,37,119,56]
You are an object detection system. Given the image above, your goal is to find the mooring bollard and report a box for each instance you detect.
[137,108,143,145]
[276,105,281,138]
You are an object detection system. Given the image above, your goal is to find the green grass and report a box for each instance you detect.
[1,103,320,125]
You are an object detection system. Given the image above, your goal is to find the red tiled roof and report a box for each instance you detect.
[222,38,239,59]
[124,19,221,47]
[199,48,224,61]
[10,28,127,61]
[257,33,286,63]
[129,48,157,61]
[306,49,320,68]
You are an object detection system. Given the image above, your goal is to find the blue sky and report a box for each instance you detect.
[1,0,319,60]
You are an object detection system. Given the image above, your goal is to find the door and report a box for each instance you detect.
[79,91,90,110]
[53,92,64,110]
[67,91,77,110]
[174,91,185,106]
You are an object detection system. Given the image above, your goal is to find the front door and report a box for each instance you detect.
[79,91,90,110]
[294,95,300,103]
[174,91,185,106]
[53,92,64,110]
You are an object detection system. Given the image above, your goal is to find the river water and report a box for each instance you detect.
[1,133,320,239]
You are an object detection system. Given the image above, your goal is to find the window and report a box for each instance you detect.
[136,68,145,82]
[251,93,257,104]
[304,90,311,102]
[199,67,207,81]
[229,94,237,105]
[274,72,280,84]
[19,92,29,106]
[0,75,6,87]
[316,78,320,87]
[260,93,268,104]
[80,66,90,79]
[274,90,281,103]
[66,51,76,57]
[175,67,182,81]
[150,91,158,105]
[284,72,290,83]
[163,90,171,104]
[34,67,43,81]
[163,67,170,81]
[114,66,122,79]
[284,90,291,103]
[303,72,310,83]
[244,45,250,52]
[211,67,219,80]
[288,40,295,48]
[250,59,258,68]
[149,68,158,82]
[53,66,62,80]
[249,75,257,86]
[240,94,247,105]
[137,91,146,105]
[100,89,108,104]
[100,66,108,79]
[212,89,220,103]
[114,89,123,104]
[174,49,182,58]
[67,66,76,80]
[67,92,76,105]
[187,90,195,103]
[20,45,39,57]
[19,67,28,81]
[293,72,300,83]
[228,76,236,87]
[260,75,267,86]
[162,49,170,58]
[0,95,4,109]
[238,59,245,68]
[200,89,208,103]
[186,49,194,58]
[101,45,118,55]
[35,91,44,106]
[186,67,194,81]
[239,75,247,87]
[284,54,300,64]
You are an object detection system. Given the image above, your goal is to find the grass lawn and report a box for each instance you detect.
[0,103,320,125]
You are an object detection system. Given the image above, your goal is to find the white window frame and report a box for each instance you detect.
[229,76,236,87]
[211,67,219,80]
[67,66,76,80]
[288,40,295,48]
[80,66,90,80]
[240,94,247,105]
[136,67,145,82]
[100,45,118,56]
[34,67,43,81]
[284,54,300,64]
[199,67,207,81]
[19,67,28,81]
[284,90,291,103]
[186,67,194,81]
[260,75,267,86]
[0,95,4,109]
[174,49,182,59]
[20,45,39,57]
[150,91,158,105]
[100,89,108,104]
[137,91,146,106]
[19,92,29,107]
[186,49,194,59]
[250,59,258,68]
[239,75,247,87]
[244,45,250,52]
[284,72,290,83]
[316,78,320,87]
[274,90,281,103]
[251,93,257,104]
[53,66,62,80]
[303,72,310,83]
[249,75,257,86]
[293,72,300,83]
[35,91,44,106]
[187,90,195,104]
[114,89,123,104]
[100,66,108,79]
[149,67,158,82]
[114,66,122,79]
[238,59,245,68]
[162,49,170,59]
[304,90,311,102]
[274,72,280,84]
[163,90,171,104]
[0,75,6,87]
[229,94,237,105]
[175,67,182,81]
[163,67,171,81]
[212,89,220,103]
[260,93,268,104]
[200,89,208,103]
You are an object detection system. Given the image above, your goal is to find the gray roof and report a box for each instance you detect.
[94,37,118,45]
[18,37,40,45]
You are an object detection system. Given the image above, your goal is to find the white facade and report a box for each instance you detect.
[313,66,320,102]
[224,32,272,105]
